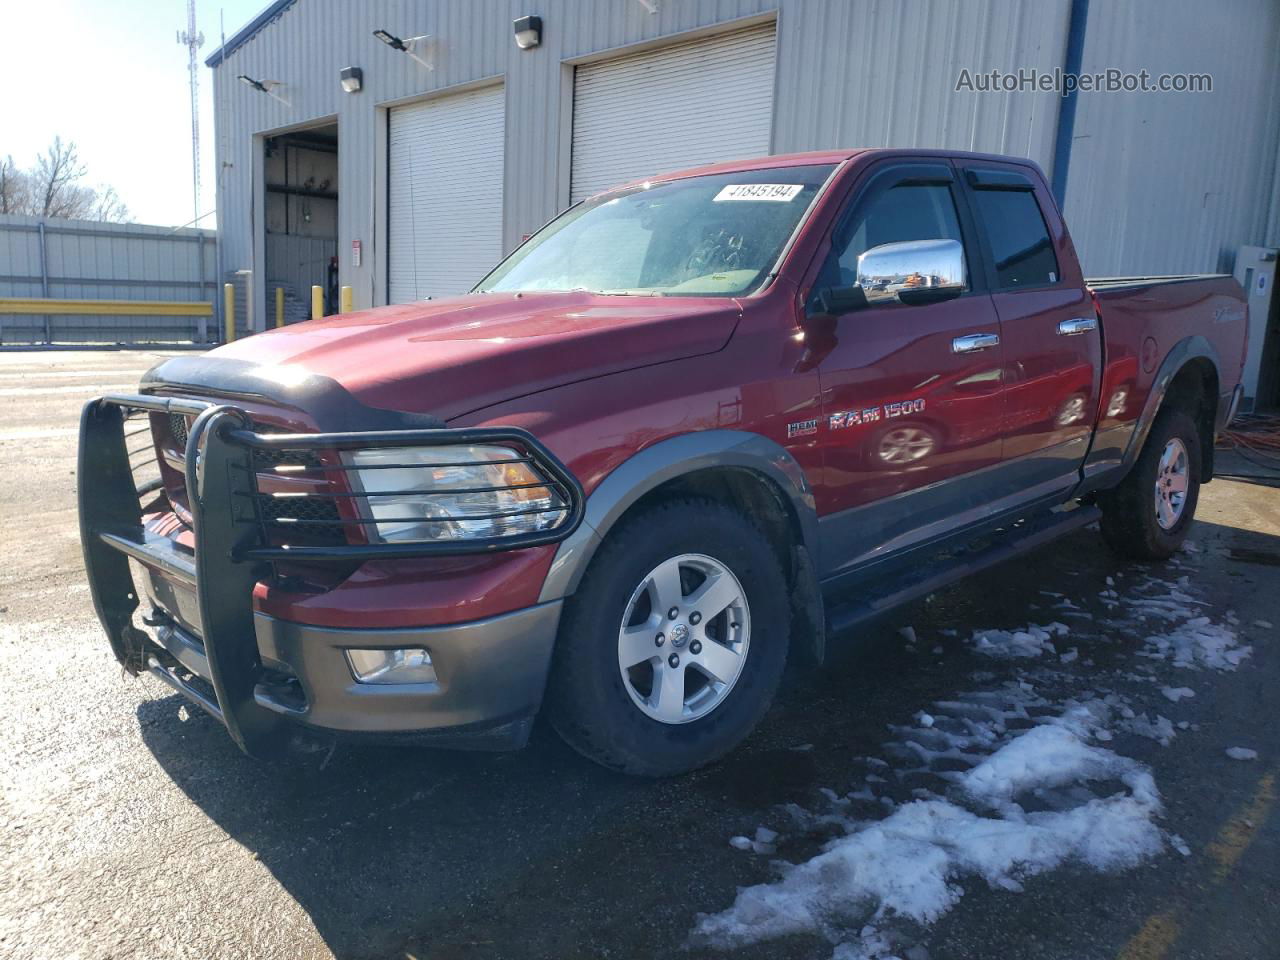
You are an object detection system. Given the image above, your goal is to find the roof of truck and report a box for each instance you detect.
[599,148,1045,200]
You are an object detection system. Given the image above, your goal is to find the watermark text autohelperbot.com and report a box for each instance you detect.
[957,68,1212,95]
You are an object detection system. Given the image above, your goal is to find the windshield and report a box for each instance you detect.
[475,164,836,297]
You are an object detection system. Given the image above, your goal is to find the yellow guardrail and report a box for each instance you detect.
[0,297,213,317]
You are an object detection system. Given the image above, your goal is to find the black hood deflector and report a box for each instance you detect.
[141,355,446,432]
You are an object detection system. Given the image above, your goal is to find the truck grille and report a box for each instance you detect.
[169,412,189,448]
[161,413,348,548]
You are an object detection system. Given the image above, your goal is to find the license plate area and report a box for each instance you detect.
[136,560,203,637]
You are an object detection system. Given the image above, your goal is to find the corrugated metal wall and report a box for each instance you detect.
[0,214,216,344]
[210,0,1280,321]
[1062,0,1280,276]
[771,0,1071,170]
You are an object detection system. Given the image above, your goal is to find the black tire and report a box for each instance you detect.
[546,498,790,776]
[1099,407,1201,560]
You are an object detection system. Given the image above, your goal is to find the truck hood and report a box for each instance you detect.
[190,291,741,420]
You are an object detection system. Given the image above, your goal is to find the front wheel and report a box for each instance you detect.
[1100,407,1201,560]
[546,498,789,776]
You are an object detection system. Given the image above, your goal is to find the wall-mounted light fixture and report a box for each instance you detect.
[339,66,363,93]
[237,74,290,106]
[373,28,434,70]
[513,15,542,50]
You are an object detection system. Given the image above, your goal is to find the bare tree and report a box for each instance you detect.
[0,155,26,214]
[0,137,131,223]
[89,185,130,223]
[35,137,89,218]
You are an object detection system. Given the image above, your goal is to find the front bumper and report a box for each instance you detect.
[148,596,562,748]
[255,603,561,737]
[78,392,582,756]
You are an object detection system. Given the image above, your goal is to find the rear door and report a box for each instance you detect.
[801,160,1007,577]
[956,161,1100,495]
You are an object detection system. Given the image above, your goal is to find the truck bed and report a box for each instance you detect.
[1081,272,1247,486]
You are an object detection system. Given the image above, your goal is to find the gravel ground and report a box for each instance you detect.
[1,350,1277,960]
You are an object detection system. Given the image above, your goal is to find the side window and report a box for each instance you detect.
[823,184,967,290]
[970,188,1059,288]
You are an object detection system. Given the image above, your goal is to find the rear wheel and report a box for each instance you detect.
[546,498,789,776]
[1100,407,1201,560]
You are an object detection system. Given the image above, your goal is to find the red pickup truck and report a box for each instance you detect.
[79,149,1248,775]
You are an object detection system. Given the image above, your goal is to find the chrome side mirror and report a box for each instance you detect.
[856,238,966,306]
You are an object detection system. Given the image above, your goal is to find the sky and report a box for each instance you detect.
[1,0,266,227]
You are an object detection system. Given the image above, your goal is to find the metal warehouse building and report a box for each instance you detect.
[208,0,1280,373]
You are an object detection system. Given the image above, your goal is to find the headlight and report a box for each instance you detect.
[347,444,567,543]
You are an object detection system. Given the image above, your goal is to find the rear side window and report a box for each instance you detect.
[970,189,1059,288]
[831,184,966,287]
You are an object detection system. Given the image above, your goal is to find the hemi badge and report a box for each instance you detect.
[787,418,819,439]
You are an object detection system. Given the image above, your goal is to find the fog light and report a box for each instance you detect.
[346,647,436,684]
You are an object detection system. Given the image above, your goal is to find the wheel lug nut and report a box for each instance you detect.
[689,611,702,625]
[655,632,665,647]
[690,640,702,655]
[668,653,680,668]
[668,607,679,620]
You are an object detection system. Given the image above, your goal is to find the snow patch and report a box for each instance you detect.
[1160,686,1195,703]
[968,622,1069,659]
[1225,747,1258,761]
[1142,617,1251,671]
[693,697,1163,956]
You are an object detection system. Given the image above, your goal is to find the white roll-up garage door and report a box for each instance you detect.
[570,24,776,203]
[388,84,505,303]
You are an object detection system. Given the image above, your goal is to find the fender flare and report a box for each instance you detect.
[1118,334,1220,476]
[537,430,818,603]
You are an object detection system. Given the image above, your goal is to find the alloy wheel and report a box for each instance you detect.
[616,553,750,724]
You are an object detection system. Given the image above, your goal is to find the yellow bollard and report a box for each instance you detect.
[275,287,285,328]
[223,283,236,343]
[311,285,324,320]
[339,285,353,314]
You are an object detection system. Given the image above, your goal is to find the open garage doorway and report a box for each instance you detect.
[264,123,338,325]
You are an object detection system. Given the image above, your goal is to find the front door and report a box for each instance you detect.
[957,160,1100,495]
[801,161,1006,577]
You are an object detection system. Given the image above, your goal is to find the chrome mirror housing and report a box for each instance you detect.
[856,238,966,305]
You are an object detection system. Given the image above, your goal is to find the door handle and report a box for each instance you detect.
[1057,317,1098,336]
[952,333,1000,354]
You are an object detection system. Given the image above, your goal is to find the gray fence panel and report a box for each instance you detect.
[0,213,216,344]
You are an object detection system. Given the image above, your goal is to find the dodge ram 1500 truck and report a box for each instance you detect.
[79,149,1248,775]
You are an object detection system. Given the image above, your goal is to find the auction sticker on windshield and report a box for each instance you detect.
[713,183,803,202]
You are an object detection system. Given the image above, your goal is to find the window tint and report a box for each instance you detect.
[970,188,1059,288]
[826,184,966,289]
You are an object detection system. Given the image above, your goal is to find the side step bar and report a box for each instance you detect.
[825,504,1102,636]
